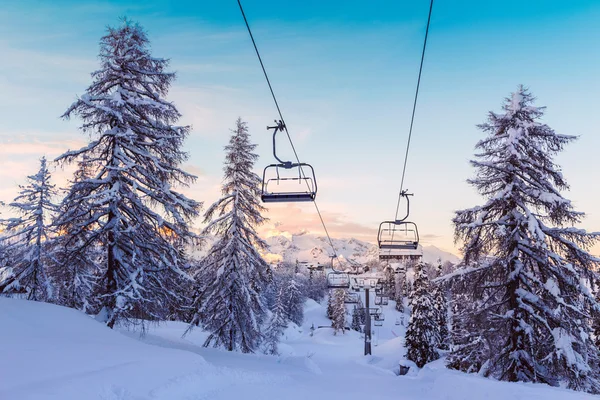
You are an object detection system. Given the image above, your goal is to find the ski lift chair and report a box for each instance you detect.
[377,191,420,250]
[377,221,419,250]
[261,120,317,203]
[327,272,350,289]
[261,163,317,202]
[375,295,389,306]
[327,256,350,289]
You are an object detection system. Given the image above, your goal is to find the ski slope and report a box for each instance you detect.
[1,297,596,400]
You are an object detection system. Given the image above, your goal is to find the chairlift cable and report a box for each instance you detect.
[385,0,434,257]
[236,0,339,260]
[393,0,434,222]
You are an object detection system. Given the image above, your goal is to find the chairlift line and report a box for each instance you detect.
[235,0,338,257]
[379,0,434,257]
[395,0,434,206]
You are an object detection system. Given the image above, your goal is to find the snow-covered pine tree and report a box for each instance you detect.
[351,305,362,332]
[306,271,327,302]
[357,295,366,325]
[394,268,405,312]
[50,157,101,312]
[451,86,600,392]
[331,288,346,334]
[0,209,12,286]
[285,277,305,326]
[432,259,449,350]
[594,301,600,350]
[56,20,201,327]
[432,282,448,351]
[383,264,396,300]
[188,118,269,353]
[406,261,440,368]
[263,287,289,356]
[327,291,335,319]
[446,263,492,373]
[0,157,57,301]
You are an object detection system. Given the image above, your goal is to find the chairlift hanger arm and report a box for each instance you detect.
[267,120,291,167]
[395,190,413,222]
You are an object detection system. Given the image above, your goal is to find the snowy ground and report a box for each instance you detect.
[1,297,597,400]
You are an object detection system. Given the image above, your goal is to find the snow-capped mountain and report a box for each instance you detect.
[262,231,460,266]
[189,230,460,266]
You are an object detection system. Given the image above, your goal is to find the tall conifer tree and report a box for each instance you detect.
[188,118,269,353]
[0,157,57,301]
[451,86,600,392]
[56,20,200,327]
[406,262,441,368]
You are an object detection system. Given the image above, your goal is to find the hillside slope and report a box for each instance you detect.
[1,298,595,400]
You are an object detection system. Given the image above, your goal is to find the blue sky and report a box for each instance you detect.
[1,0,599,255]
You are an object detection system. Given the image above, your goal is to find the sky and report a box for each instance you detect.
[0,0,599,256]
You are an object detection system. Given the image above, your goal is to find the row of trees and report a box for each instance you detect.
[0,20,308,356]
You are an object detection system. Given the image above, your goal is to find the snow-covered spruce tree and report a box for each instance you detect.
[406,261,441,368]
[188,118,269,353]
[446,262,494,373]
[594,284,600,350]
[432,282,449,351]
[431,260,449,350]
[357,295,366,325]
[50,157,101,312]
[383,264,396,300]
[327,291,335,319]
[306,271,327,302]
[263,287,289,356]
[351,305,362,332]
[56,20,201,328]
[0,157,57,301]
[594,304,600,350]
[452,86,600,392]
[331,288,346,334]
[394,269,405,312]
[285,277,305,326]
[0,209,12,286]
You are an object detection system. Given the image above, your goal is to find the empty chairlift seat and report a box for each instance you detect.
[260,119,318,203]
[261,162,317,203]
[375,295,389,306]
[327,272,350,289]
[377,220,419,250]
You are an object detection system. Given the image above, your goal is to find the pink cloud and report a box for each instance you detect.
[258,203,377,243]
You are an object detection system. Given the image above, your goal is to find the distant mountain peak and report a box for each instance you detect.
[263,232,460,266]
